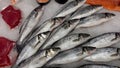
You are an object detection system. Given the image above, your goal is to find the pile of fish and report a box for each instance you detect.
[11,0,120,68]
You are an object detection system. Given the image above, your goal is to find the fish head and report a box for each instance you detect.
[38,31,50,40]
[111,33,120,42]
[50,17,65,27]
[46,47,61,57]
[100,13,115,19]
[82,46,96,55]
[33,6,44,20]
[104,13,115,18]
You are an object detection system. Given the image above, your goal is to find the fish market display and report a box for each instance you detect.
[45,46,96,65]
[51,33,91,51]
[69,5,103,20]
[17,5,44,46]
[26,0,86,42]
[12,31,50,67]
[75,13,115,28]
[82,32,120,48]
[84,47,120,62]
[78,64,120,68]
[40,19,80,50]
[8,0,120,68]
[13,48,61,68]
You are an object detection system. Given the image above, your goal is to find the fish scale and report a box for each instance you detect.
[51,33,91,51]
[18,48,61,68]
[54,0,86,18]
[45,46,96,65]
[39,19,80,50]
[84,47,120,62]
[75,13,115,28]
[12,31,51,68]
[82,32,120,48]
[17,5,44,46]
[69,5,103,20]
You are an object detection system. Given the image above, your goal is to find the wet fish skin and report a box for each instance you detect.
[18,48,61,68]
[55,0,86,18]
[46,46,96,65]
[69,5,103,20]
[40,19,80,50]
[26,0,86,43]
[84,47,120,62]
[27,17,65,42]
[17,5,44,46]
[75,13,115,28]
[12,31,50,67]
[51,33,91,51]
[82,32,120,48]
[78,64,120,68]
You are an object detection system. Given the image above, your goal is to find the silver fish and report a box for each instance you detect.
[12,31,50,67]
[69,5,103,20]
[18,48,61,68]
[40,19,80,50]
[46,46,96,65]
[54,0,86,18]
[17,5,44,45]
[82,32,120,48]
[84,47,120,62]
[27,17,65,42]
[26,0,86,42]
[78,64,120,68]
[51,33,91,51]
[75,13,115,28]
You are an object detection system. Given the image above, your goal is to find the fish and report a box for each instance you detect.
[45,46,96,65]
[75,13,115,28]
[82,32,120,48]
[78,64,120,68]
[12,31,50,67]
[27,17,65,42]
[84,47,120,62]
[54,0,86,18]
[17,48,61,68]
[40,19,80,50]
[69,5,103,20]
[51,33,91,51]
[17,5,44,46]
[25,0,86,43]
